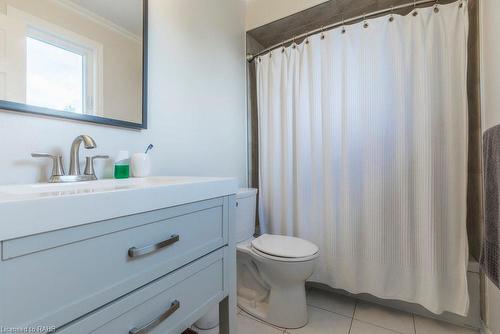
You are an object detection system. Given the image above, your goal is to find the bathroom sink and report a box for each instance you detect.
[0,176,238,241]
[0,176,194,197]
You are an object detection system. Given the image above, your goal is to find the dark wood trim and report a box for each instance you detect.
[0,0,149,130]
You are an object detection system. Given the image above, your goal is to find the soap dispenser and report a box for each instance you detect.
[114,151,130,179]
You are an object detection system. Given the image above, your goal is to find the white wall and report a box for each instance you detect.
[0,0,247,186]
[480,1,500,333]
[245,0,329,30]
[481,0,500,131]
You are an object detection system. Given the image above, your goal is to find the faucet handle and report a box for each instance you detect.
[31,153,65,177]
[84,155,109,178]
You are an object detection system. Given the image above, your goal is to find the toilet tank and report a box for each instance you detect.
[235,188,258,243]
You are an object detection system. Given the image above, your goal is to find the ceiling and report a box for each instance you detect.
[65,0,143,37]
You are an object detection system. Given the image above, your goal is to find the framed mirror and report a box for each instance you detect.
[0,0,147,129]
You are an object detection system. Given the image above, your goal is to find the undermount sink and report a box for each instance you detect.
[0,176,238,241]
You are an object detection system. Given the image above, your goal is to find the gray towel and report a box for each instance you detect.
[481,125,500,288]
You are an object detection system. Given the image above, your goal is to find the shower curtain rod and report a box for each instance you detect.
[247,0,462,62]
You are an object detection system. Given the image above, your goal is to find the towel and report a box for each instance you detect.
[481,124,500,288]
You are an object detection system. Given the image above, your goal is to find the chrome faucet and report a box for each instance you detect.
[69,135,96,175]
[32,135,108,183]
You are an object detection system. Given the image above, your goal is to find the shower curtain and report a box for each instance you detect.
[256,2,469,315]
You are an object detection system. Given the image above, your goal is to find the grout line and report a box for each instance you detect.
[239,308,286,332]
[353,319,406,334]
[306,289,359,319]
[307,303,355,320]
[351,298,358,318]
[348,300,357,334]
[412,314,417,334]
[349,299,415,334]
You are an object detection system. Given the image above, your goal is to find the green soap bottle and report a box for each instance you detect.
[114,164,129,179]
[114,151,130,179]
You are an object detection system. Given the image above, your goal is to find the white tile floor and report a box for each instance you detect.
[193,287,480,334]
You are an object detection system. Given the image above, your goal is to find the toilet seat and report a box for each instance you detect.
[251,246,319,262]
[250,234,319,262]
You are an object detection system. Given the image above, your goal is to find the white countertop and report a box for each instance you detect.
[0,176,238,241]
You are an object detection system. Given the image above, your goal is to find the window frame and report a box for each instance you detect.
[18,10,104,117]
[0,1,148,130]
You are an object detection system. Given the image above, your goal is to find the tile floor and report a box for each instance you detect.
[193,287,480,334]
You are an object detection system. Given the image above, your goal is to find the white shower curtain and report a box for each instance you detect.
[256,2,469,315]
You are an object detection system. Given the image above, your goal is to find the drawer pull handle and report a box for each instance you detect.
[129,300,180,334]
[128,234,180,258]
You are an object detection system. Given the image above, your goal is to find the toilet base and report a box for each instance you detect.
[237,283,309,329]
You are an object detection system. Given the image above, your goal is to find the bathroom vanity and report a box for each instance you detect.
[0,177,237,334]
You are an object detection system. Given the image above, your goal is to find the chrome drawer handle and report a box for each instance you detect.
[128,234,180,258]
[129,300,180,334]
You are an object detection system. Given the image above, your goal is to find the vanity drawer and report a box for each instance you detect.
[0,197,229,330]
[58,249,225,334]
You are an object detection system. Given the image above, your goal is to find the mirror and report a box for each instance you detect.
[0,0,147,129]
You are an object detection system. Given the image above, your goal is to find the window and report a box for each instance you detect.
[20,20,103,116]
[7,6,104,116]
[26,36,84,113]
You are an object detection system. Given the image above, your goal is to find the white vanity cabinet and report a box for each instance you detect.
[0,177,238,334]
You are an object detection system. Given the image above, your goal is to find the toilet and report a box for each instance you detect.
[195,188,319,330]
[236,188,319,329]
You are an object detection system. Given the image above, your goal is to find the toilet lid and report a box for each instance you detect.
[251,234,319,259]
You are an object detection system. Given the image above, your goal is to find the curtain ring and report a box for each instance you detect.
[305,33,309,44]
[320,26,326,39]
[411,0,418,16]
[341,18,346,34]
[292,36,297,49]
[363,13,369,28]
[412,0,418,16]
[281,41,285,53]
[459,0,464,8]
[389,5,395,22]
[434,0,439,13]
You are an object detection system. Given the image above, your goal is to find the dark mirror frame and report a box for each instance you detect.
[0,0,148,130]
